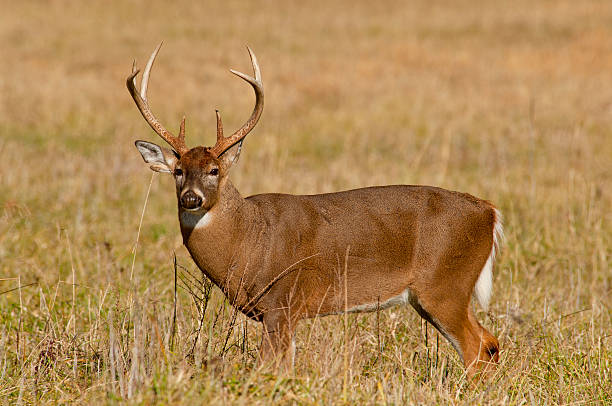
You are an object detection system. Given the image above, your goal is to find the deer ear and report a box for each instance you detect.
[218,140,243,172]
[135,140,179,173]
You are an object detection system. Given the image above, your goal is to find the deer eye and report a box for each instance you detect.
[174,168,183,176]
[209,168,219,176]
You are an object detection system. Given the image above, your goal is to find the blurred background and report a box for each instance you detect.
[0,0,610,403]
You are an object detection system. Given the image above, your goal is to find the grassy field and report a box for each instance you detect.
[1,0,610,403]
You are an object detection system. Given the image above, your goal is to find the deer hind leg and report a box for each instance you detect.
[409,287,499,378]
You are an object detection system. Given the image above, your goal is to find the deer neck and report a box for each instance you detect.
[178,179,257,290]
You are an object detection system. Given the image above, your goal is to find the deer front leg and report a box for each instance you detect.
[259,311,295,371]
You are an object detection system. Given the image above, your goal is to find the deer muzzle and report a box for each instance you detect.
[180,190,203,211]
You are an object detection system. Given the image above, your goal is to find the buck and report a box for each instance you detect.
[128,44,503,376]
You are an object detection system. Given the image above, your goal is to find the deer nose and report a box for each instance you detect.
[180,191,203,210]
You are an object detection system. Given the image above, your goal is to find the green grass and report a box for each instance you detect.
[1,0,611,404]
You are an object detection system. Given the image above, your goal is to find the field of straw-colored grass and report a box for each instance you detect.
[0,0,610,404]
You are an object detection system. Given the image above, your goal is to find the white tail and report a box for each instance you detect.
[474,208,503,311]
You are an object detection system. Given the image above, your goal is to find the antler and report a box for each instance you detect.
[210,47,264,157]
[127,43,188,155]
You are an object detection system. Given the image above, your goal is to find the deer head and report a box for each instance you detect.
[129,43,263,213]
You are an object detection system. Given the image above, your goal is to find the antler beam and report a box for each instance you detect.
[127,43,188,155]
[210,47,264,157]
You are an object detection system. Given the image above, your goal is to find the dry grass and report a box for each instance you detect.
[1,0,610,404]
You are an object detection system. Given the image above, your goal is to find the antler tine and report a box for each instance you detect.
[215,110,223,141]
[179,116,186,140]
[210,46,264,157]
[127,42,188,155]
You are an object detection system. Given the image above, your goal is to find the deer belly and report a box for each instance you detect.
[311,255,414,316]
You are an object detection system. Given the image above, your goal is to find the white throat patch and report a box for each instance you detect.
[180,210,214,229]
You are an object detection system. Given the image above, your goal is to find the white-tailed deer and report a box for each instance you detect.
[128,44,503,376]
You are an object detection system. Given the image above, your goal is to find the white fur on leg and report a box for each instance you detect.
[290,338,296,369]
